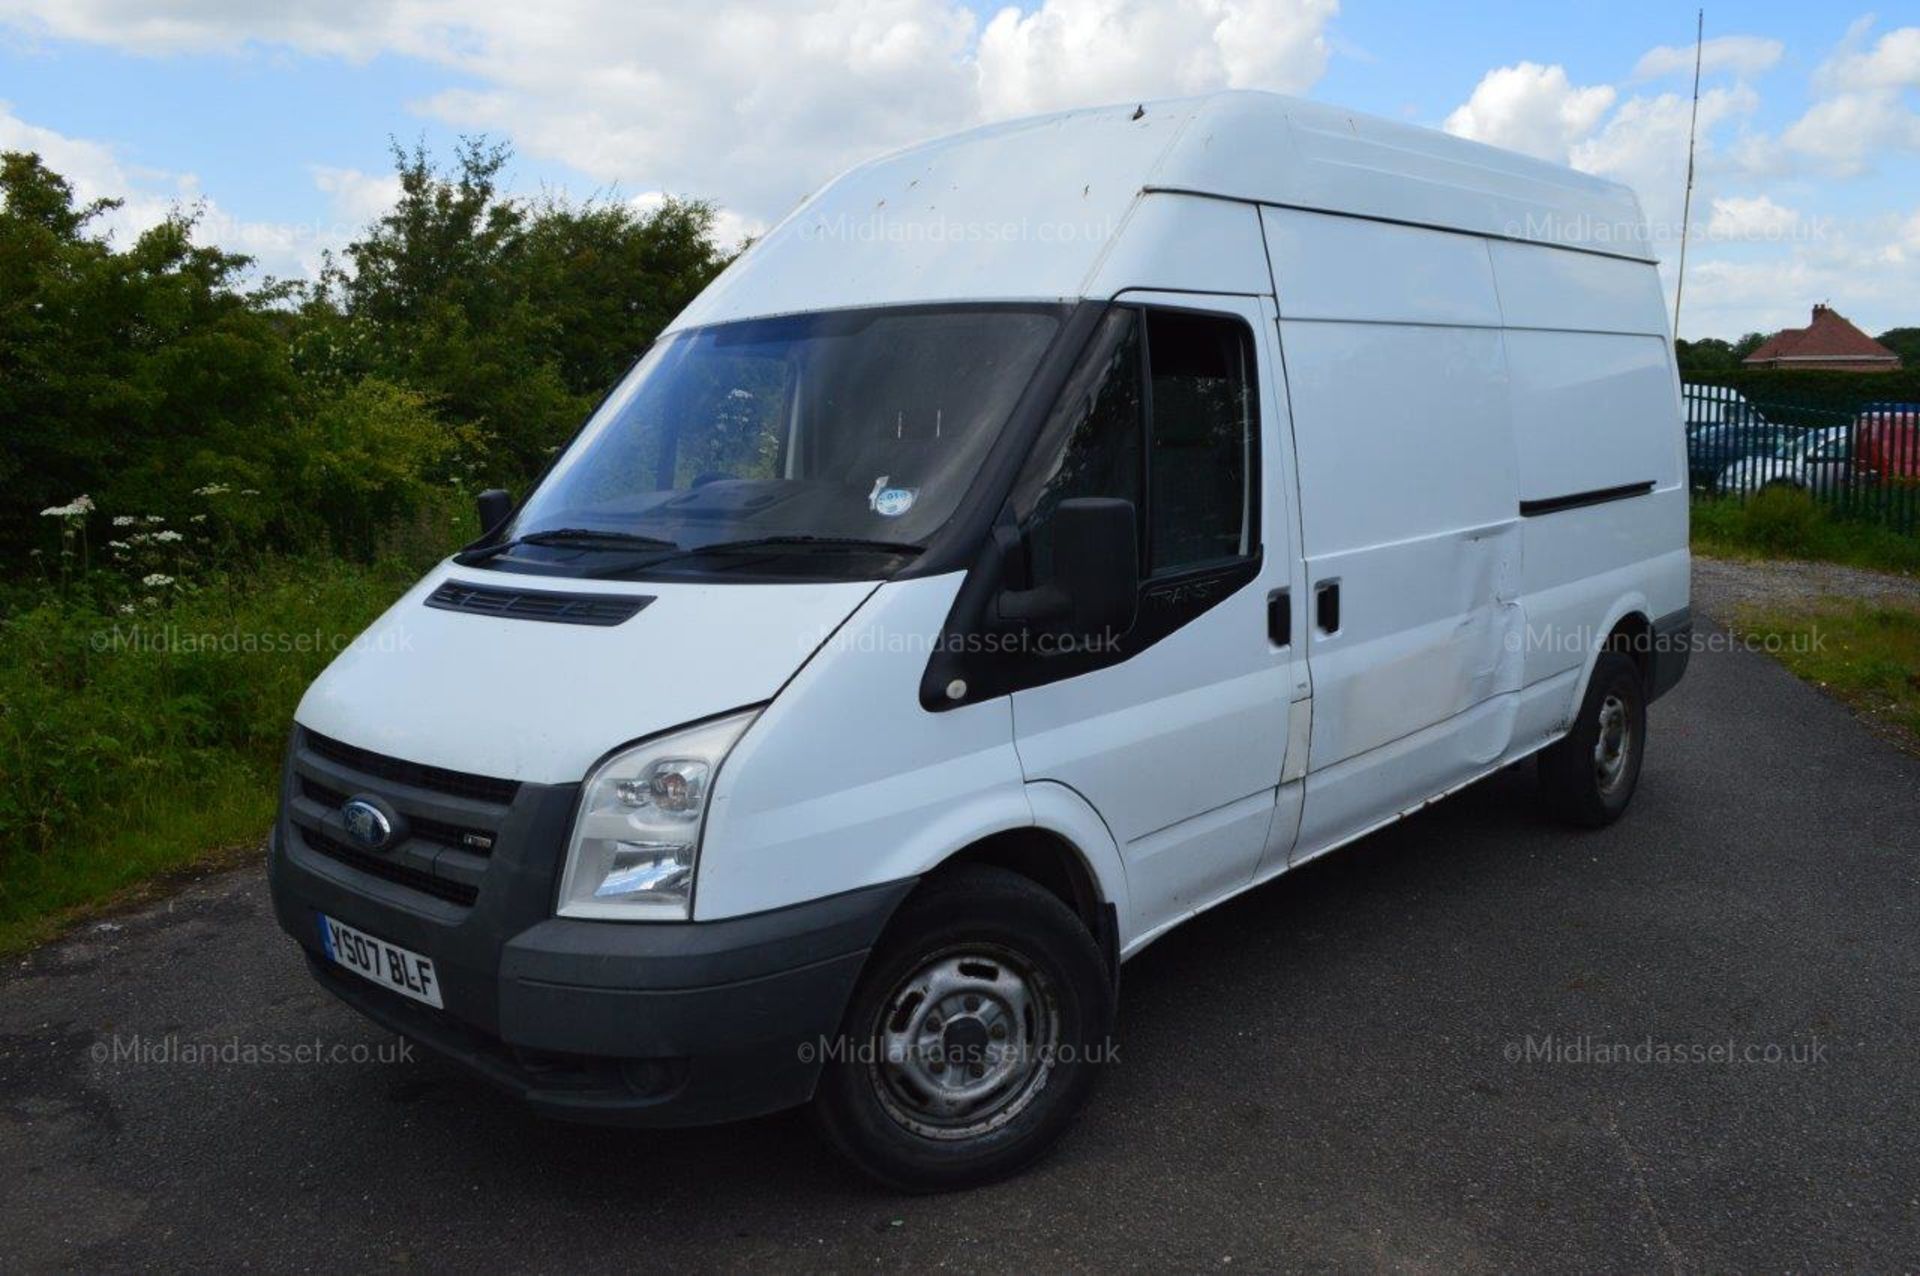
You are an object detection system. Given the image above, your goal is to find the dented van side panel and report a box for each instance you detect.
[1260,205,1682,866]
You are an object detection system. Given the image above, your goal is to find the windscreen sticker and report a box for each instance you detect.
[868,476,917,517]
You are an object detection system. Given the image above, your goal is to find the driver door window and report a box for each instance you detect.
[1017,305,1258,582]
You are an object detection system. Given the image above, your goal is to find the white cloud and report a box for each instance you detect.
[0,0,1341,227]
[975,0,1337,118]
[1815,22,1920,92]
[1632,35,1783,82]
[1441,63,1615,161]
[1706,194,1799,242]
[1570,85,1758,230]
[310,165,401,226]
[1738,25,1920,178]
[0,0,429,59]
[1,101,345,280]
[627,190,762,252]
[1682,208,1920,340]
[1777,89,1920,176]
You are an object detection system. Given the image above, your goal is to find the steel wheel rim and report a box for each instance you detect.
[867,942,1060,1141]
[1593,691,1633,794]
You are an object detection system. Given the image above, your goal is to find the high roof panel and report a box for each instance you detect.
[668,91,1654,332]
[1151,92,1653,261]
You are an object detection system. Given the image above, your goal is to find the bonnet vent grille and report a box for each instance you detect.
[425,580,652,627]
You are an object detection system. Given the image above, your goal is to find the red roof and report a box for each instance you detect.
[1744,305,1900,367]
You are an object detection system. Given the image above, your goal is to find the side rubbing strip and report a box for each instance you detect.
[1519,481,1656,518]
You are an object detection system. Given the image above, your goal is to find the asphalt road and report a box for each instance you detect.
[4,631,1918,1272]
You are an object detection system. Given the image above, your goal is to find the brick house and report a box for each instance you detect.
[1742,304,1901,372]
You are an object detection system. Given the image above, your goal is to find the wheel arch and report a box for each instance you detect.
[916,781,1130,977]
[1569,594,1655,721]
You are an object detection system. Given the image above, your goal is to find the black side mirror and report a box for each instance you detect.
[998,498,1139,639]
[476,488,514,537]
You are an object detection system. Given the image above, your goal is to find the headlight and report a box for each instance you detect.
[556,708,759,920]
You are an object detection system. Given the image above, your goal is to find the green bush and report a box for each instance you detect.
[0,137,734,950]
[1740,486,1824,556]
[0,556,423,950]
[1683,367,1920,416]
[1691,495,1920,574]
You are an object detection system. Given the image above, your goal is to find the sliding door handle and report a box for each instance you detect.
[1314,580,1341,635]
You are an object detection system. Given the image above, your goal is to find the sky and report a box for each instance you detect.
[0,0,1916,340]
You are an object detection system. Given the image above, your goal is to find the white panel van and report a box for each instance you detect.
[270,92,1690,1190]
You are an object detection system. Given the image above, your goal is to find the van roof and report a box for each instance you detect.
[668,90,1653,332]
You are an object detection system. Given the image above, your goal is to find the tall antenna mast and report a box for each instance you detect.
[1672,8,1704,337]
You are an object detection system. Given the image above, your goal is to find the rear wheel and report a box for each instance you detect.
[1538,650,1646,827]
[812,865,1113,1192]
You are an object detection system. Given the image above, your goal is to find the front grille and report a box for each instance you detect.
[289,730,515,910]
[304,731,519,806]
[299,776,493,855]
[425,579,652,627]
[298,825,479,907]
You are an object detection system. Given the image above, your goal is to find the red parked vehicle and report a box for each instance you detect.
[1854,408,1920,482]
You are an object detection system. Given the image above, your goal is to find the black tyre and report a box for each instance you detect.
[1538,649,1646,828]
[812,864,1114,1192]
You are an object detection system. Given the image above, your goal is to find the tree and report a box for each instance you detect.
[1676,337,1739,373]
[309,139,733,487]
[1875,327,1920,369]
[0,151,299,556]
[2,138,736,566]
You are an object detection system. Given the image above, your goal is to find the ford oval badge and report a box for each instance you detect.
[341,798,395,850]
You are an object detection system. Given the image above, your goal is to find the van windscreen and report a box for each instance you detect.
[499,304,1063,578]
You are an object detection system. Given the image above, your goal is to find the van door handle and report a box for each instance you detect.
[1267,588,1290,646]
[1314,580,1341,635]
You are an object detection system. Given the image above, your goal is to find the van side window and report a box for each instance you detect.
[1013,304,1257,582]
[1016,308,1144,580]
[1145,310,1253,571]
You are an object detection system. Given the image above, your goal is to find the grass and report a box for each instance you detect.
[1692,490,1920,575]
[1731,600,1920,755]
[0,783,274,954]
[0,554,425,956]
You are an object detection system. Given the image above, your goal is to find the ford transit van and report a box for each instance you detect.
[269,91,1691,1190]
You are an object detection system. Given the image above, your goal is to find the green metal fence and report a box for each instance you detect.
[1682,383,1920,535]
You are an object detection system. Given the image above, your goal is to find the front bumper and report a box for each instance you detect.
[268,729,913,1126]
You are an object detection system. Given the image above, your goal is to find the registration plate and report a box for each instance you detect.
[318,914,444,1009]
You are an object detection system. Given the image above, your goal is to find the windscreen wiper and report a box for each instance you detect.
[456,527,680,565]
[688,534,925,557]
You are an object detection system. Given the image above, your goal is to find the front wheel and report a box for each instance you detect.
[812,865,1114,1192]
[1538,650,1647,827]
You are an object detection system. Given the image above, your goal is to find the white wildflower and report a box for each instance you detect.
[238,489,260,497]
[127,532,152,546]
[107,539,131,550]
[189,514,207,523]
[119,603,136,614]
[142,595,159,607]
[39,494,95,517]
[192,482,231,497]
[112,515,137,527]
[152,530,184,543]
[142,573,175,588]
[143,515,165,524]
